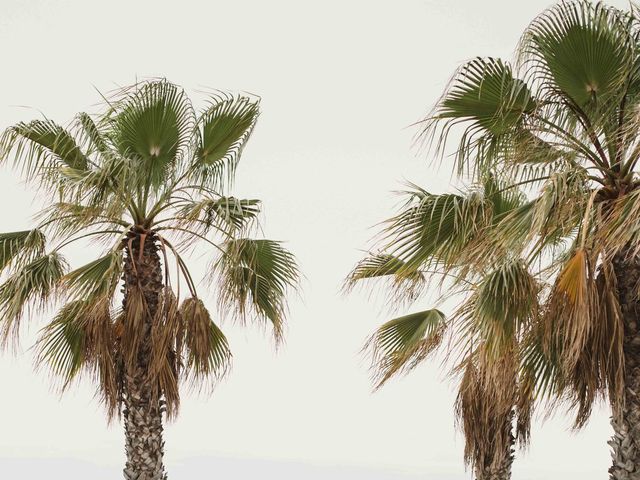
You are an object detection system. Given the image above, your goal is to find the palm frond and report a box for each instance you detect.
[63,249,124,301]
[539,254,624,428]
[542,248,598,372]
[464,259,539,356]
[519,1,634,113]
[344,253,425,304]
[597,189,640,256]
[36,301,87,384]
[179,297,232,382]
[74,112,110,155]
[0,252,67,343]
[382,186,491,274]
[365,309,447,389]
[0,120,89,191]
[419,57,535,176]
[0,229,46,272]
[36,298,118,416]
[455,355,517,474]
[214,238,299,342]
[110,79,195,188]
[175,196,260,235]
[190,94,260,189]
[36,202,128,240]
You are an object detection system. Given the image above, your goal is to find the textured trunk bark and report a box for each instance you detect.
[475,424,514,480]
[122,230,167,480]
[610,252,640,480]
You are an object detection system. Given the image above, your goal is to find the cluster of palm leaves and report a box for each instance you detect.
[0,80,299,478]
[347,1,640,478]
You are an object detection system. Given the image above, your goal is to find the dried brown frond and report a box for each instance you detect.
[149,288,182,418]
[121,285,148,374]
[542,248,598,370]
[180,297,232,388]
[455,350,517,475]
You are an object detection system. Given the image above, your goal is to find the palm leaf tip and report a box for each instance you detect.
[366,309,447,389]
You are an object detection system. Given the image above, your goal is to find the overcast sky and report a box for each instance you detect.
[0,0,625,479]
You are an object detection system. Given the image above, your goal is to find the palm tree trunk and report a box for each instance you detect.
[610,252,640,480]
[476,460,513,480]
[122,230,167,480]
[474,420,514,480]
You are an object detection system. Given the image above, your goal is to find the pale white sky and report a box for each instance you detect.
[0,1,622,479]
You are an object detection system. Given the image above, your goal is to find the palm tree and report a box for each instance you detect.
[0,79,299,480]
[348,1,640,478]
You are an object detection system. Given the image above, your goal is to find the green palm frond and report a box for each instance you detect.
[0,229,46,271]
[486,201,535,254]
[365,309,447,388]
[344,253,425,304]
[209,197,260,231]
[110,80,195,188]
[176,196,260,235]
[36,298,118,413]
[509,130,567,165]
[476,167,590,264]
[36,301,88,384]
[191,94,260,189]
[462,259,538,355]
[528,168,590,249]
[0,119,90,191]
[63,250,123,301]
[382,187,491,272]
[520,326,563,402]
[520,1,634,112]
[179,297,232,382]
[0,252,67,342]
[481,174,527,216]
[420,57,535,175]
[215,238,299,341]
[74,112,110,155]
[36,203,128,240]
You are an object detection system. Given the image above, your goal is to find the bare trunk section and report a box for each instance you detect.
[122,229,167,480]
[610,252,640,480]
